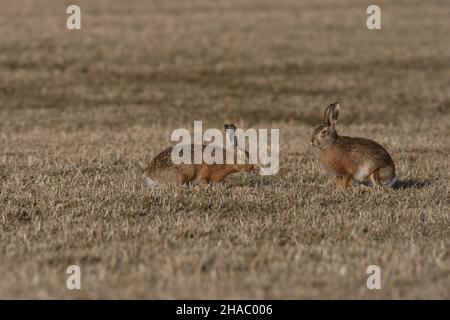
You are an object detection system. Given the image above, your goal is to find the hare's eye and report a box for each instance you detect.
[321,130,328,135]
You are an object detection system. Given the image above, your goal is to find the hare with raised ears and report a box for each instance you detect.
[310,102,396,189]
[145,124,257,189]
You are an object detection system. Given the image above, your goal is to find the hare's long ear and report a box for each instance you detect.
[324,104,333,125]
[224,124,237,146]
[330,102,339,126]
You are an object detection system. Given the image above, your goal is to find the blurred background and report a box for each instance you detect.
[1,0,449,131]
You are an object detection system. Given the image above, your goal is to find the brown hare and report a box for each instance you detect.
[145,124,256,188]
[310,102,396,189]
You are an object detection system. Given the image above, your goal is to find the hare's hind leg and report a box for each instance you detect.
[163,167,194,187]
[173,165,196,186]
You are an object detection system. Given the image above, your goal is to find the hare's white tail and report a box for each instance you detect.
[145,176,159,189]
[377,165,397,187]
[386,175,397,187]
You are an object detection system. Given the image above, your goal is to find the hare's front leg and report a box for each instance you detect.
[195,165,210,186]
[342,175,352,190]
[370,171,381,187]
[335,176,342,189]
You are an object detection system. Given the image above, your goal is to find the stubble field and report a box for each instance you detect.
[0,0,449,298]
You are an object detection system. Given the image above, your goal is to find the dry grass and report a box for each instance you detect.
[0,0,449,299]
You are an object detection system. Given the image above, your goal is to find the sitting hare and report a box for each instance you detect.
[310,102,396,189]
[145,124,257,188]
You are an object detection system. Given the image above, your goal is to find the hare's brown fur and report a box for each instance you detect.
[146,144,254,187]
[311,102,396,189]
[320,136,395,188]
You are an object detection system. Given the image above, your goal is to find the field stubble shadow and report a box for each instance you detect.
[392,179,428,190]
